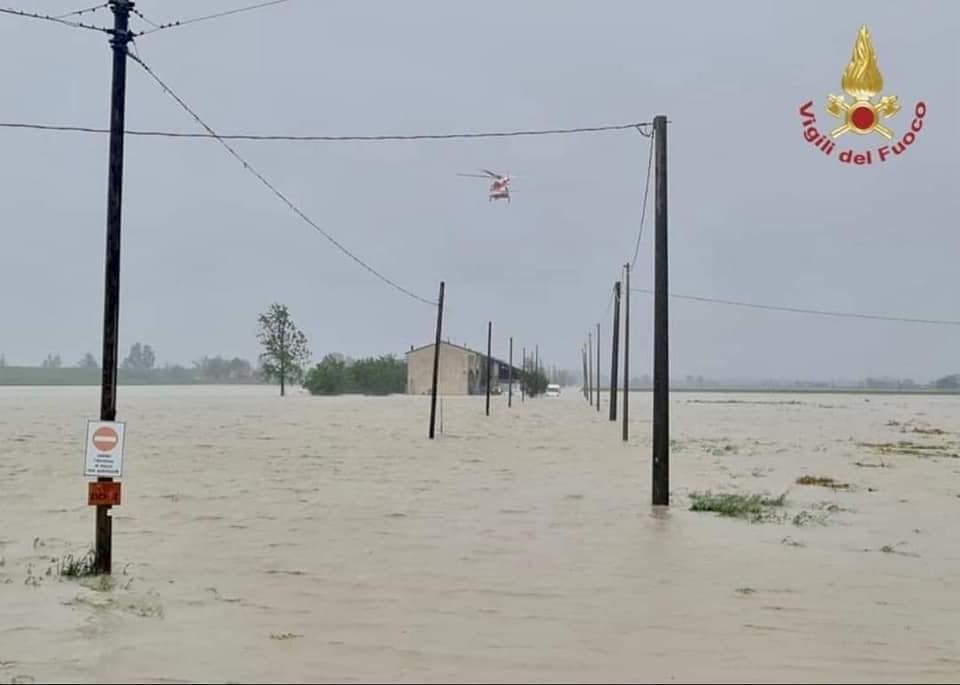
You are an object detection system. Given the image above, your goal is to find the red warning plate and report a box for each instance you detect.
[88,481,121,507]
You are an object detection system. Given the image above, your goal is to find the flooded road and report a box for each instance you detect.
[1,386,958,682]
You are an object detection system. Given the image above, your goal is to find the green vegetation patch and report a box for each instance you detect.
[57,550,98,578]
[689,491,786,521]
[857,441,959,458]
[795,475,851,490]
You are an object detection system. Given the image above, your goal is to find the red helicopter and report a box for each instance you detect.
[458,169,512,202]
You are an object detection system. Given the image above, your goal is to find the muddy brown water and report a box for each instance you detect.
[1,386,958,682]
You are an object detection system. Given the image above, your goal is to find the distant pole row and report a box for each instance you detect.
[427,286,548,438]
[580,113,669,507]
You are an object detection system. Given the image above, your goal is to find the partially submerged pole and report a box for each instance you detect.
[623,264,630,442]
[485,321,492,417]
[508,337,513,408]
[428,281,445,439]
[587,333,593,406]
[95,0,134,575]
[596,322,601,413]
[652,114,670,506]
[521,347,526,402]
[610,281,621,421]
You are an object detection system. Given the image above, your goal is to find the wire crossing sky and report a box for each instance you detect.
[128,50,439,307]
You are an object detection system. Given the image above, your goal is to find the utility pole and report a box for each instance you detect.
[521,347,526,402]
[428,281,445,439]
[581,346,588,400]
[485,321,492,416]
[652,114,670,506]
[609,281,621,421]
[508,337,513,408]
[587,333,593,406]
[94,0,134,576]
[622,264,630,442]
[596,322,601,413]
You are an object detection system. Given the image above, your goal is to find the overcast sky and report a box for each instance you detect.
[1,1,958,381]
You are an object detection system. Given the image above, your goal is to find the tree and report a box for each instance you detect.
[934,374,960,390]
[522,367,549,397]
[257,303,310,396]
[0,354,6,368]
[78,353,99,369]
[122,343,156,372]
[349,355,406,395]
[227,357,254,382]
[194,356,255,382]
[303,354,351,395]
[162,364,193,383]
[41,354,62,368]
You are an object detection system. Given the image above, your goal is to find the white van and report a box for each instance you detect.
[546,384,561,397]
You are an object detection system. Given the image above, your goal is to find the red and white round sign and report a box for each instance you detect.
[92,426,119,452]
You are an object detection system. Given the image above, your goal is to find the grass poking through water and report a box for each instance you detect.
[795,475,851,490]
[57,550,98,578]
[689,491,786,522]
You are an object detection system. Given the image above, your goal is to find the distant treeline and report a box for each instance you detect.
[303,354,406,396]
[0,349,262,386]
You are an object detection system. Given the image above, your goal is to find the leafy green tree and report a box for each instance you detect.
[78,353,99,369]
[257,303,310,396]
[522,367,549,397]
[41,354,62,369]
[303,354,351,395]
[350,355,406,395]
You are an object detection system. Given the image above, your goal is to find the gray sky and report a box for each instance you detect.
[1,1,958,381]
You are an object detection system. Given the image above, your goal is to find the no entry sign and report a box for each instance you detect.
[84,420,125,478]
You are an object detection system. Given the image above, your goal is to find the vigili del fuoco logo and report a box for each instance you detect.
[800,25,926,165]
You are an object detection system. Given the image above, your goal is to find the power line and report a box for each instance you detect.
[126,51,437,307]
[631,288,960,326]
[0,6,110,32]
[129,6,160,29]
[0,119,653,143]
[135,0,293,37]
[630,127,654,270]
[54,3,108,19]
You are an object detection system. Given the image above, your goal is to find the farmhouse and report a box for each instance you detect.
[406,341,522,395]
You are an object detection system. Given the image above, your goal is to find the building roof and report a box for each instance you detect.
[406,340,520,371]
[407,340,480,357]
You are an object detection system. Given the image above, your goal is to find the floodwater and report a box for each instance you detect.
[1,385,958,683]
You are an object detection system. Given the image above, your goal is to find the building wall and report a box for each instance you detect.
[406,343,472,395]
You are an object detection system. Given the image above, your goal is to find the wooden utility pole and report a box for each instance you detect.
[623,264,630,442]
[596,322,601,413]
[95,0,134,576]
[609,281,621,421]
[428,281,445,439]
[652,114,670,506]
[485,321,492,416]
[587,333,593,406]
[508,337,513,408]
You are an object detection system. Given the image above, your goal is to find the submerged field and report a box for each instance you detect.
[1,386,958,683]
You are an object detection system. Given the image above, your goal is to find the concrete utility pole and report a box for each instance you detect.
[623,264,630,442]
[652,114,670,506]
[94,0,135,575]
[429,281,445,439]
[609,281,621,421]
